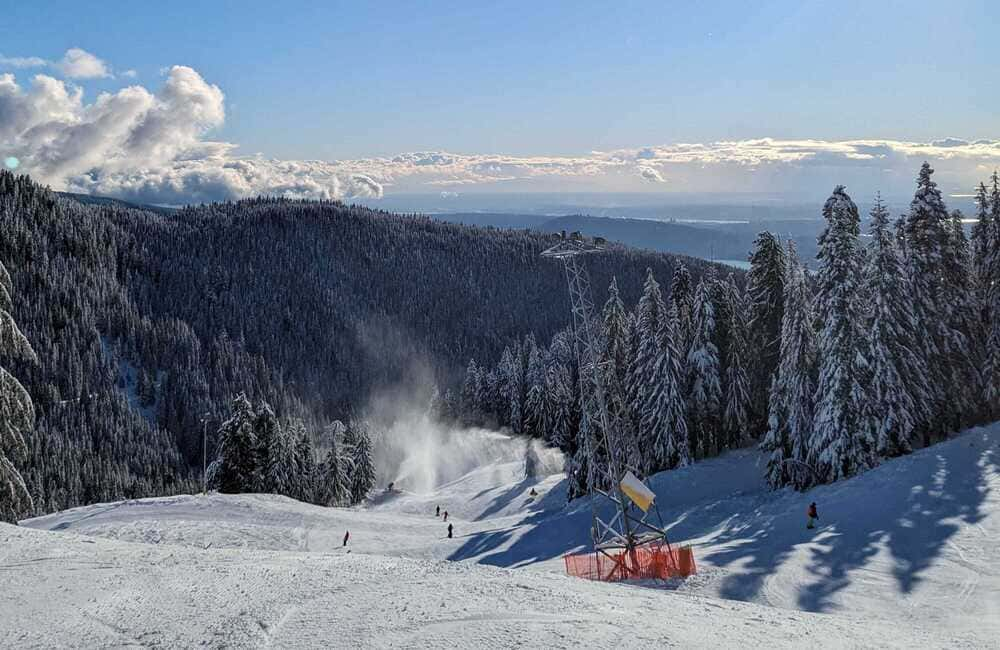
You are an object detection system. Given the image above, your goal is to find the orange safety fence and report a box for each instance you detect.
[563,543,696,582]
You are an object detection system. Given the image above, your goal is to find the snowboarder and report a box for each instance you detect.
[443,511,448,522]
[343,530,350,546]
[436,505,440,517]
[807,502,819,529]
[447,523,453,539]
[387,482,394,492]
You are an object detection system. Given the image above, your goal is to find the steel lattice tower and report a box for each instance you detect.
[542,235,671,558]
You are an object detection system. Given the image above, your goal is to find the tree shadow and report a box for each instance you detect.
[797,430,998,611]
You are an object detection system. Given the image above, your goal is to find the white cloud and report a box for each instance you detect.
[121,69,138,79]
[0,54,47,68]
[2,55,1000,204]
[637,165,666,183]
[56,48,111,79]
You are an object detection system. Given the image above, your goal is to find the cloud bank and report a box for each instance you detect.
[2,50,1000,204]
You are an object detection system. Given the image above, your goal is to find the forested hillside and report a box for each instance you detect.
[0,170,725,515]
[458,164,1000,497]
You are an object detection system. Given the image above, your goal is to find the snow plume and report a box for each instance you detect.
[361,363,562,494]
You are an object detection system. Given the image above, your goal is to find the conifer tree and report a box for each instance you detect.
[865,196,930,458]
[670,263,695,356]
[603,277,631,386]
[461,359,483,426]
[601,277,640,470]
[903,162,958,438]
[545,364,574,450]
[347,420,376,504]
[291,420,316,503]
[810,186,875,483]
[215,394,258,494]
[627,269,667,437]
[760,245,816,489]
[686,276,723,459]
[496,346,517,427]
[943,209,981,423]
[643,301,690,473]
[319,421,350,506]
[746,232,786,436]
[522,345,546,437]
[722,274,752,450]
[254,400,282,492]
[0,259,37,522]
[972,182,993,299]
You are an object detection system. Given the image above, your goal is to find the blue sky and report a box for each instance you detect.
[1,1,999,202]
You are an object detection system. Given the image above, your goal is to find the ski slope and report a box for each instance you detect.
[5,424,1000,648]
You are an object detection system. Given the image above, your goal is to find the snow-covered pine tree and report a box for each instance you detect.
[601,277,641,471]
[545,363,574,450]
[670,262,695,357]
[495,346,516,427]
[347,420,376,504]
[722,273,752,449]
[522,344,546,438]
[0,259,38,523]
[215,393,258,494]
[627,268,667,441]
[254,400,281,493]
[760,243,816,489]
[746,232,786,436]
[319,420,350,506]
[686,275,723,459]
[943,209,982,423]
[810,185,875,483]
[460,359,483,426]
[865,196,931,458]
[971,182,993,301]
[903,162,959,439]
[603,277,631,386]
[290,419,316,503]
[643,301,690,473]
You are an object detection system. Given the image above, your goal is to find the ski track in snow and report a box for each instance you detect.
[4,424,1000,648]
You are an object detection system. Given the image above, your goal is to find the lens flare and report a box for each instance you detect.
[3,157,19,170]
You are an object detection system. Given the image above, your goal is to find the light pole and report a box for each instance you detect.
[201,413,211,495]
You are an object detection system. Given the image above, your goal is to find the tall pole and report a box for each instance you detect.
[202,416,209,495]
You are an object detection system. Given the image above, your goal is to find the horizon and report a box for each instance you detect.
[2,2,999,206]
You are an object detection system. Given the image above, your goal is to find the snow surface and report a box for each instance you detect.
[5,425,1000,648]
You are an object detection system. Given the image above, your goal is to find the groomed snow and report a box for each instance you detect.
[5,424,1000,648]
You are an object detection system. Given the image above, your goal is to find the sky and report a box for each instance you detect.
[1,1,999,204]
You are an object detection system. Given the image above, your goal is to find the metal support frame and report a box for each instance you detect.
[542,237,671,563]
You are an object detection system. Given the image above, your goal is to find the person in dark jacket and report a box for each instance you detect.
[807,502,819,529]
[447,523,453,539]
[436,505,440,517]
[443,511,448,522]
[343,530,350,546]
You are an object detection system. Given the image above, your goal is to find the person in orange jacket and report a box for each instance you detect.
[807,502,819,529]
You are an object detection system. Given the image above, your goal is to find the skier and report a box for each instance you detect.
[343,530,350,546]
[447,523,453,539]
[807,502,819,529]
[443,511,448,522]
[529,488,538,497]
[436,505,440,517]
[387,482,394,492]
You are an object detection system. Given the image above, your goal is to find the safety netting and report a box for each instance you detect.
[563,543,696,582]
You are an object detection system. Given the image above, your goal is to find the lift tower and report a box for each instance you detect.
[541,234,671,564]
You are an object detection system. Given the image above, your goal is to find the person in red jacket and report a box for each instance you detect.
[807,502,819,529]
